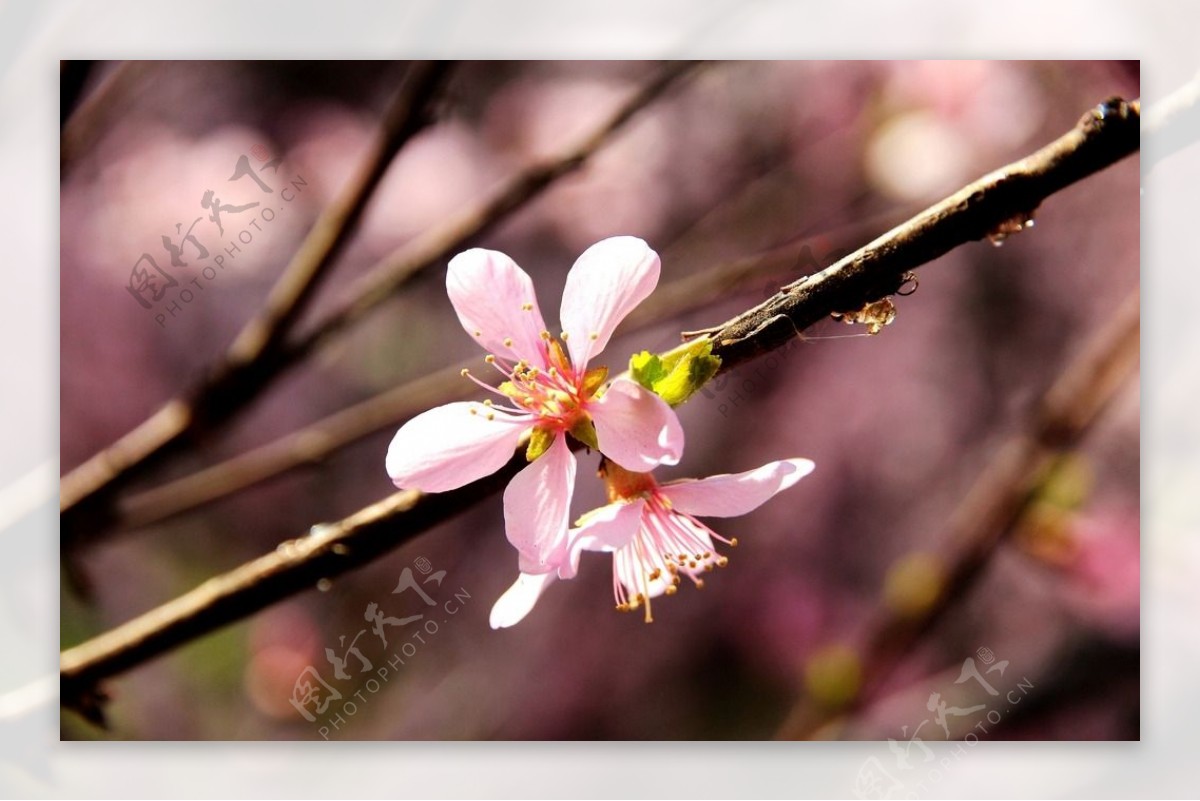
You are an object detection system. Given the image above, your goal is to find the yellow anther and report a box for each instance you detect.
[730,538,739,547]
[503,337,513,347]
[522,303,533,311]
[473,330,482,337]
[589,332,599,340]
[486,412,495,421]
[560,331,569,340]
[695,579,705,589]
[460,368,470,377]
[468,408,477,415]
[485,355,496,364]
[540,330,551,340]
[483,399,493,407]
[665,585,678,596]
[716,556,729,567]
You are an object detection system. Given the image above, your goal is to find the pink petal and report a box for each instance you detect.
[559,236,660,367]
[503,434,577,572]
[488,571,558,629]
[447,248,550,366]
[658,458,815,517]
[386,402,531,492]
[560,498,645,579]
[590,378,684,471]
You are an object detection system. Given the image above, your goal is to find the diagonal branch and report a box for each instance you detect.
[774,290,1140,740]
[60,60,703,548]
[705,97,1139,370]
[60,96,1140,708]
[60,60,454,531]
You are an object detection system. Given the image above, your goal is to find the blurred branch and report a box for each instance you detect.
[60,60,702,551]
[59,95,1140,708]
[61,60,148,173]
[60,61,451,532]
[775,291,1140,740]
[281,60,704,362]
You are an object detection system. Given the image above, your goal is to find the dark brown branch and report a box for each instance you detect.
[60,60,701,550]
[706,97,1140,372]
[774,291,1141,740]
[62,458,526,710]
[59,96,1140,705]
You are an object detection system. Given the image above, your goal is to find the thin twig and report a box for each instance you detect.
[774,291,1140,740]
[60,60,702,548]
[59,62,453,533]
[59,96,1140,707]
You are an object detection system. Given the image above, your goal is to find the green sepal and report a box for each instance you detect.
[526,425,556,461]
[568,417,599,451]
[630,351,668,390]
[629,338,721,407]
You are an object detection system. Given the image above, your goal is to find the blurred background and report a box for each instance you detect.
[59,60,1139,741]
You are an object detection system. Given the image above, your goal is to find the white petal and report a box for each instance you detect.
[559,236,660,367]
[489,571,557,629]
[386,403,530,492]
[658,458,815,517]
[590,378,684,471]
[447,248,550,366]
[503,434,577,573]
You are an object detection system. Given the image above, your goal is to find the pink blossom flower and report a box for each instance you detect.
[490,457,814,628]
[387,236,684,574]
